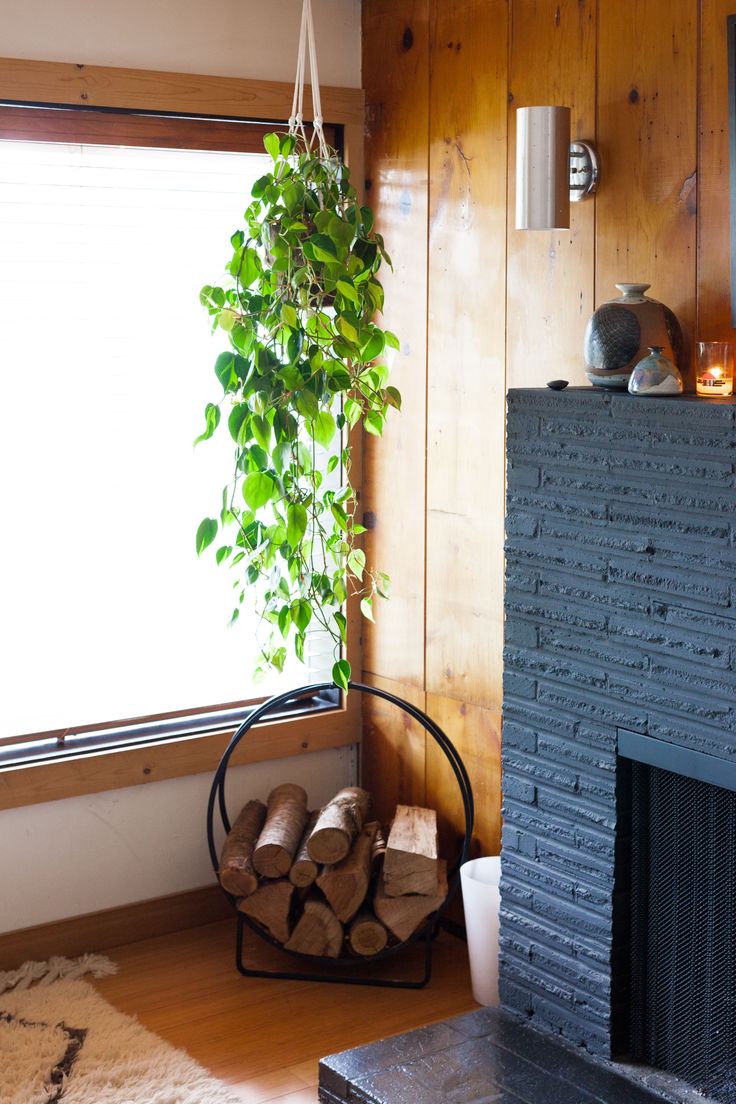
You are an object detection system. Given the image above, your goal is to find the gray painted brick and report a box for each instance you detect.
[507,488,607,523]
[664,604,736,640]
[530,943,610,999]
[503,853,576,900]
[508,389,612,416]
[578,773,617,801]
[508,438,609,471]
[505,511,539,538]
[507,461,541,488]
[608,502,729,543]
[505,646,607,691]
[504,619,539,648]
[504,699,577,738]
[502,389,736,1055]
[575,722,617,751]
[502,719,537,752]
[609,392,735,424]
[504,746,578,792]
[536,733,615,775]
[505,565,538,594]
[574,823,616,862]
[536,838,614,886]
[539,575,650,614]
[532,889,612,938]
[507,538,609,580]
[609,674,734,730]
[502,956,575,1006]
[536,786,616,832]
[607,450,732,483]
[607,611,731,667]
[506,412,540,438]
[504,775,535,803]
[649,425,736,453]
[503,799,577,848]
[500,905,576,958]
[507,592,609,632]
[502,671,537,699]
[541,517,652,555]
[608,561,730,607]
[538,626,648,673]
[540,415,647,445]
[647,716,736,761]
[536,683,648,730]
[542,467,736,514]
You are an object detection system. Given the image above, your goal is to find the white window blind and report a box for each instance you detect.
[0,132,333,746]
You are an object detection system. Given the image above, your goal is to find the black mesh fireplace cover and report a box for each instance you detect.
[630,761,736,1103]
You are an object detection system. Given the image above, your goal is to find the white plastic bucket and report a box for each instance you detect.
[460,855,501,1006]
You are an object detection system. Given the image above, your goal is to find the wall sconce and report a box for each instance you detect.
[515,106,599,231]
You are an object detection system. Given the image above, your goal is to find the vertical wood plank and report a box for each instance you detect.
[360,674,427,831]
[596,0,698,386]
[425,0,508,713]
[506,0,597,389]
[361,0,429,690]
[698,0,732,339]
[426,693,502,861]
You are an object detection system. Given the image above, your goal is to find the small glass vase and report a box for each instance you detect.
[628,346,683,396]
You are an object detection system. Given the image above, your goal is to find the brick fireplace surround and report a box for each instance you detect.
[500,388,736,1076]
[319,388,736,1104]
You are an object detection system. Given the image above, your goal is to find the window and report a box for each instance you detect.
[0,106,342,766]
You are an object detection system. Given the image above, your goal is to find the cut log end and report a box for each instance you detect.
[285,899,344,958]
[349,911,389,957]
[307,787,372,865]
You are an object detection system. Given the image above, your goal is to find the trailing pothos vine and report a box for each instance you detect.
[195,132,400,691]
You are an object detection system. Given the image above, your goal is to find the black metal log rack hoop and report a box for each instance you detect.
[206,679,475,988]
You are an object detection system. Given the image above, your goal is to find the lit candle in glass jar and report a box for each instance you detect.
[696,342,734,396]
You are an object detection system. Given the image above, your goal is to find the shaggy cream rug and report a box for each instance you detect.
[0,956,241,1104]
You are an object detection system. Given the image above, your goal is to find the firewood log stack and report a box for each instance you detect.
[218,789,447,960]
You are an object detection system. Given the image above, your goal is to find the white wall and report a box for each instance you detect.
[0,747,356,932]
[0,0,361,86]
[0,0,362,937]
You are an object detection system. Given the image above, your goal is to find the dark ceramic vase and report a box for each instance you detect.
[583,283,684,390]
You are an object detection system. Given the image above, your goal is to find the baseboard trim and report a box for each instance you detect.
[0,884,232,971]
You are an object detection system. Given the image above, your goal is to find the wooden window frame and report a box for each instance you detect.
[0,56,365,811]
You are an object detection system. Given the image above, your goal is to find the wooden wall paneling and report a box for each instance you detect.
[698,0,733,339]
[596,0,698,386]
[426,693,502,861]
[506,0,597,389]
[361,0,429,690]
[425,0,508,711]
[360,674,427,830]
[424,0,508,859]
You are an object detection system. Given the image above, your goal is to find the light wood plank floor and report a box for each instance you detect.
[92,919,477,1103]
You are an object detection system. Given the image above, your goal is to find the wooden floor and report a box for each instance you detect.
[92,919,477,1103]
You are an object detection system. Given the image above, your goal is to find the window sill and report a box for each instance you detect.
[0,701,360,811]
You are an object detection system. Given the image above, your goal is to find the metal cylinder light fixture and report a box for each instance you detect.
[516,105,571,231]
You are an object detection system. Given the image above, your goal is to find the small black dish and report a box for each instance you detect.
[547,379,569,391]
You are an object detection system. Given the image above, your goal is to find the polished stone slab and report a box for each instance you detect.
[318,1007,688,1104]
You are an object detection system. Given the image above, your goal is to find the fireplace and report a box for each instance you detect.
[501,388,736,1097]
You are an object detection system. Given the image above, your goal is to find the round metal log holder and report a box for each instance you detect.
[207,679,475,989]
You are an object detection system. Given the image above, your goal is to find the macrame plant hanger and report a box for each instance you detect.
[289,0,330,161]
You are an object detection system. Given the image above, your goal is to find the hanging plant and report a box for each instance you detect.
[195,130,400,690]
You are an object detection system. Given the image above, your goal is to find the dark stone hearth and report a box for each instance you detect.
[318,1006,669,1103]
[501,389,736,1066]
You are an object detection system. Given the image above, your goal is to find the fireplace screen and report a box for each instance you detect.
[630,761,736,1103]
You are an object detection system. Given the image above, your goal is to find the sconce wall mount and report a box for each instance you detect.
[516,106,600,231]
